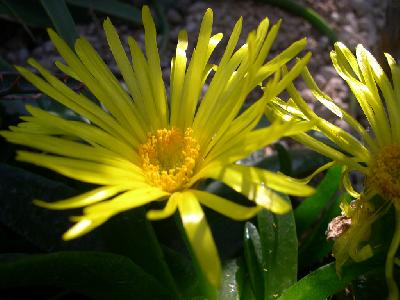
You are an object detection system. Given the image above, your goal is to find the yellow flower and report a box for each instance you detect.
[1,6,313,286]
[266,42,400,297]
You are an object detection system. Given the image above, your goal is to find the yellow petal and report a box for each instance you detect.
[25,105,138,162]
[176,191,221,287]
[170,30,188,126]
[16,64,135,147]
[146,194,178,220]
[0,131,140,170]
[188,189,262,220]
[74,38,146,141]
[194,164,293,214]
[63,217,107,240]
[16,151,145,187]
[84,187,168,216]
[178,8,214,129]
[34,186,126,210]
[142,6,168,127]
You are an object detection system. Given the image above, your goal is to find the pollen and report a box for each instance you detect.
[139,128,200,192]
[366,144,400,204]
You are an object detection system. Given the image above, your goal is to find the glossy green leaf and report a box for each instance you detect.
[294,165,342,236]
[0,251,171,299]
[102,209,181,298]
[258,206,297,300]
[298,194,341,268]
[278,258,383,300]
[0,0,51,28]
[66,0,141,24]
[41,0,78,49]
[162,245,198,299]
[219,259,245,300]
[0,163,97,251]
[243,222,264,300]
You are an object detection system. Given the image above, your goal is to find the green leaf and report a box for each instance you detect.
[294,165,342,236]
[0,251,171,299]
[102,209,181,298]
[0,163,101,251]
[258,0,337,43]
[243,222,264,300]
[258,207,298,300]
[66,0,141,24]
[219,259,246,300]
[0,0,51,28]
[162,246,198,299]
[298,195,341,268]
[278,258,383,300]
[40,0,79,49]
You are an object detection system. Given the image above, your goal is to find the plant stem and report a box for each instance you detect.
[386,208,400,300]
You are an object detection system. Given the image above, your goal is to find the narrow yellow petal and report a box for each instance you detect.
[178,8,214,129]
[16,64,135,147]
[128,36,161,130]
[146,194,178,220]
[54,61,80,81]
[84,187,168,216]
[0,131,140,170]
[48,29,130,127]
[74,38,146,141]
[202,98,267,159]
[16,151,145,187]
[142,6,168,127]
[25,106,138,162]
[190,190,262,220]
[205,120,312,166]
[193,164,293,214]
[170,30,188,126]
[103,17,147,122]
[177,191,221,287]
[342,166,361,198]
[218,17,242,68]
[34,186,126,209]
[253,19,279,68]
[293,133,367,171]
[63,217,107,240]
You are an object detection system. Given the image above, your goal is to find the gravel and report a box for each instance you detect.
[0,0,390,126]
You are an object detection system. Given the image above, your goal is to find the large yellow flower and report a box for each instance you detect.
[266,42,400,298]
[1,7,313,286]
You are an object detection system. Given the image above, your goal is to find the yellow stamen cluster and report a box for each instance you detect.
[366,145,400,204]
[139,128,200,192]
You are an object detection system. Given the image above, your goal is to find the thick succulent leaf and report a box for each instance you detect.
[278,258,383,300]
[41,0,78,48]
[243,222,264,300]
[101,208,181,298]
[0,0,51,28]
[66,0,141,24]
[0,251,171,299]
[219,259,246,300]
[0,163,101,251]
[258,207,297,300]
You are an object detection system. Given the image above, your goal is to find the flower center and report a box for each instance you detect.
[138,128,200,192]
[366,144,400,203]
